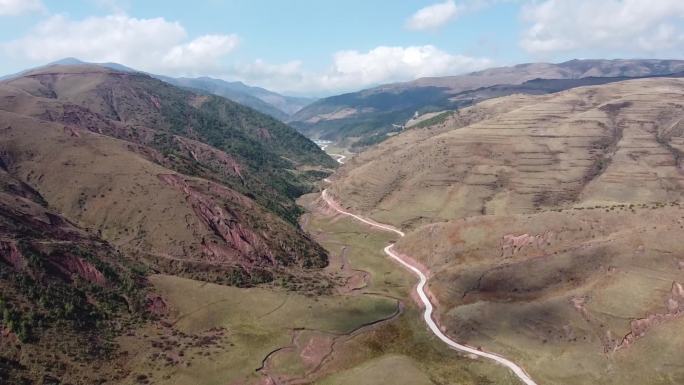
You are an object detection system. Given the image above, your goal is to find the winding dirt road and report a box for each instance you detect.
[330,154,346,164]
[321,189,538,385]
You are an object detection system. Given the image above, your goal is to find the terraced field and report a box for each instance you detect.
[324,77,684,384]
[329,78,684,229]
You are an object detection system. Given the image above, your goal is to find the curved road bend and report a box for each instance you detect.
[321,189,538,385]
[330,154,346,164]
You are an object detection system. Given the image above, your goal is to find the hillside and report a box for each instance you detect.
[1,58,314,121]
[291,59,684,149]
[326,77,684,384]
[0,164,151,384]
[0,64,336,286]
[1,64,336,223]
[0,64,455,385]
[329,77,684,228]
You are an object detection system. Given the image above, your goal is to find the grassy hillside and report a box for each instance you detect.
[395,203,684,385]
[329,77,684,228]
[1,64,336,223]
[291,59,684,149]
[0,109,330,285]
[326,76,684,384]
[0,168,151,384]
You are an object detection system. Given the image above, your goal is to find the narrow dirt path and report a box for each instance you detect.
[321,189,539,385]
[330,154,346,164]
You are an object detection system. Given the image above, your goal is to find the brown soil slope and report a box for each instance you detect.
[0,64,337,224]
[397,59,684,92]
[0,110,328,284]
[0,164,151,384]
[330,78,684,229]
[395,203,684,385]
[329,77,684,384]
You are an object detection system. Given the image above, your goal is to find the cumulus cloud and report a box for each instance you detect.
[0,0,45,16]
[3,14,239,75]
[323,45,490,87]
[162,34,239,72]
[406,0,463,30]
[233,45,491,94]
[1,13,488,94]
[520,0,684,55]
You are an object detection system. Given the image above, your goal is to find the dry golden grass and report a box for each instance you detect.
[0,109,325,281]
[330,78,684,229]
[395,203,684,385]
[325,78,684,384]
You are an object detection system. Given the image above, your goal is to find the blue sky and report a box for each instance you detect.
[1,0,683,96]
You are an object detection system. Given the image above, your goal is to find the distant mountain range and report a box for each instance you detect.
[0,58,315,121]
[290,59,684,149]
[157,75,314,121]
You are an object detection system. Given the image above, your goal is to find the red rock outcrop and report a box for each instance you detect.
[158,173,274,266]
[0,241,25,270]
[501,232,554,258]
[172,137,244,180]
[145,293,169,316]
[63,125,81,137]
[50,254,107,286]
[257,127,272,140]
[616,281,684,350]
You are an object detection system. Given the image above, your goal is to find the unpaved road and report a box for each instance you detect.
[330,154,346,164]
[321,189,538,385]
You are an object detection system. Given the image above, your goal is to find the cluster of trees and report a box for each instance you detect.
[0,297,35,342]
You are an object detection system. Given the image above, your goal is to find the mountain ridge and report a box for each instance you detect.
[0,58,314,120]
[325,75,684,384]
[0,64,335,283]
[291,59,684,148]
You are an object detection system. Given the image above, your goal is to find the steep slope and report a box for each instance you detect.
[0,64,336,223]
[1,59,313,121]
[0,165,151,384]
[0,64,336,287]
[0,110,328,283]
[326,77,684,384]
[329,77,684,229]
[292,59,684,148]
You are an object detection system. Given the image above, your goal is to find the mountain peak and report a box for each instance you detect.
[49,57,87,66]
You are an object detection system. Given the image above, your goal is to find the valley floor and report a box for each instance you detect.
[114,189,516,385]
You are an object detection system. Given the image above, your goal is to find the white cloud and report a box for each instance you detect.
[3,14,239,75]
[0,0,44,16]
[232,45,491,94]
[162,34,239,72]
[324,45,490,87]
[1,13,488,95]
[520,0,684,55]
[406,0,462,30]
